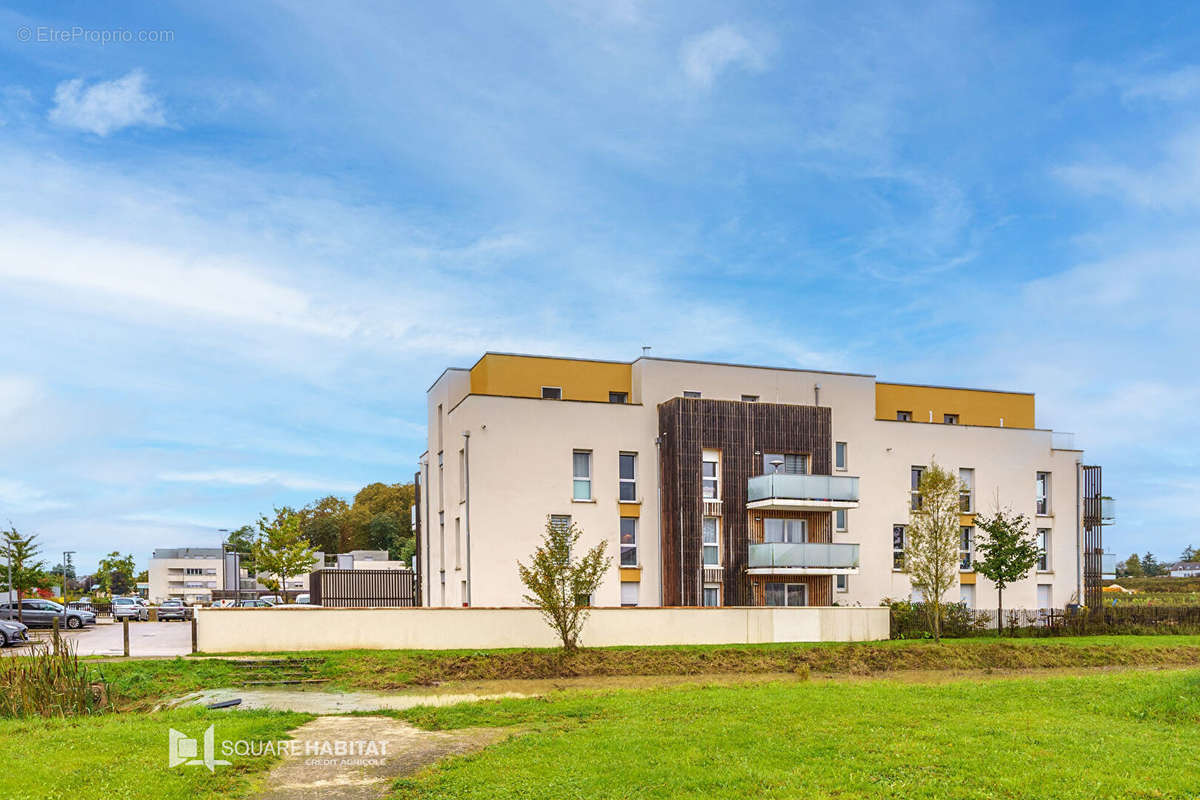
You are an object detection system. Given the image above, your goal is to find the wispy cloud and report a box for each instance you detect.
[0,478,64,513]
[158,469,359,494]
[679,25,772,88]
[49,69,166,136]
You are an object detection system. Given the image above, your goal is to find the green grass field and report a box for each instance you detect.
[392,669,1200,800]
[94,634,1200,707]
[0,708,311,800]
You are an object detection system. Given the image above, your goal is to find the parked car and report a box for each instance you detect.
[0,599,96,629]
[156,599,190,621]
[295,593,310,605]
[0,618,29,646]
[259,595,284,605]
[112,596,149,622]
[237,599,274,608]
[210,599,236,608]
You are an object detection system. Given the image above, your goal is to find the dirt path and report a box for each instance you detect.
[255,715,508,800]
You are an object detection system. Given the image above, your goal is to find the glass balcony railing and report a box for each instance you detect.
[748,542,860,570]
[1101,498,1115,521]
[747,474,860,504]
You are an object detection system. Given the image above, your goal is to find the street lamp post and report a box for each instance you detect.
[61,551,75,602]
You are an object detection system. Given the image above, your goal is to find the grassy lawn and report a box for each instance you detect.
[92,634,1200,706]
[392,669,1200,800]
[0,708,312,800]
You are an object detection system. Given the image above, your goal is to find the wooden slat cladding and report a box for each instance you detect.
[746,510,832,545]
[658,397,831,607]
[746,575,833,607]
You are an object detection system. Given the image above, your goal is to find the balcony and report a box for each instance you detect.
[748,542,861,575]
[1101,497,1115,522]
[746,474,860,511]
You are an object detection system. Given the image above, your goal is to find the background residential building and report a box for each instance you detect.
[417,352,1112,611]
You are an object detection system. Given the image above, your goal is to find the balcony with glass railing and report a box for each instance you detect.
[746,473,860,511]
[747,542,860,574]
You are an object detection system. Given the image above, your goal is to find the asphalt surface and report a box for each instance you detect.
[4,619,194,657]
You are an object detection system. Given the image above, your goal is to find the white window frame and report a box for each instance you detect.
[702,516,720,566]
[619,517,637,567]
[959,467,974,513]
[765,582,807,607]
[960,525,973,571]
[702,450,720,499]
[572,450,592,501]
[764,518,807,544]
[893,524,906,571]
[619,452,637,502]
[835,573,848,593]
[702,583,721,607]
[541,386,562,400]
[910,466,925,510]
[1036,472,1051,515]
[835,441,847,471]
[620,581,639,607]
[1037,528,1051,571]
[835,508,847,532]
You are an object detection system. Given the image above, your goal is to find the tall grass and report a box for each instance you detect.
[0,628,111,717]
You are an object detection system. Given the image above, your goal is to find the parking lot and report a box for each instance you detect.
[5,619,194,657]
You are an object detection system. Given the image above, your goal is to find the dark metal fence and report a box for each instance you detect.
[890,602,1200,639]
[309,569,416,608]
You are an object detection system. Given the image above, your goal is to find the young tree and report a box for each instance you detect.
[1121,553,1145,578]
[974,507,1041,635]
[1182,545,1198,562]
[1,526,48,623]
[1141,552,1165,577]
[253,509,316,603]
[903,462,962,642]
[517,516,611,652]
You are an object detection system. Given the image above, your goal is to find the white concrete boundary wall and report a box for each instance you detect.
[195,606,889,652]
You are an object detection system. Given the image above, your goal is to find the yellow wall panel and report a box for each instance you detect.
[470,353,632,402]
[875,382,1035,429]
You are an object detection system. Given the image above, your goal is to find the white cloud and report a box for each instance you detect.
[0,478,64,513]
[158,469,359,494]
[680,25,771,88]
[49,69,166,136]
[1121,65,1200,102]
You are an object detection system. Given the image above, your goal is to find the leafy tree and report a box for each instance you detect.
[974,507,1041,634]
[224,525,257,553]
[1120,553,1144,578]
[253,508,316,603]
[366,512,405,559]
[517,516,611,652]
[97,552,137,596]
[349,483,414,553]
[1141,552,1165,577]
[298,496,351,553]
[1182,545,1198,562]
[1,527,49,622]
[903,462,962,642]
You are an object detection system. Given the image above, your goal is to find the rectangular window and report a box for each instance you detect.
[550,514,571,534]
[765,582,807,607]
[764,518,807,544]
[439,511,445,562]
[893,524,906,570]
[897,410,912,421]
[1036,472,1051,515]
[455,517,462,569]
[542,386,562,400]
[609,391,628,404]
[702,516,720,566]
[619,452,637,502]
[741,394,759,402]
[702,584,720,607]
[572,451,592,500]
[910,466,925,510]
[960,526,973,570]
[959,468,974,513]
[683,390,701,398]
[835,508,847,532]
[1037,583,1052,610]
[620,581,639,606]
[944,413,959,424]
[762,453,809,475]
[459,449,466,501]
[620,517,637,566]
[1037,528,1051,571]
[835,442,847,470]
[835,574,848,593]
[702,451,720,499]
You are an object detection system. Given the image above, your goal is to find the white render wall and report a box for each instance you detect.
[196,606,890,652]
[421,357,1089,613]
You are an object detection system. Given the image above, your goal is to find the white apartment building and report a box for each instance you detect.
[148,547,223,604]
[417,353,1113,612]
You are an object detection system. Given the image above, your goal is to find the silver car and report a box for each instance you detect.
[0,618,29,646]
[0,599,96,629]
[112,596,149,621]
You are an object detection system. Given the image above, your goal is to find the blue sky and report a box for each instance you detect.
[0,1,1196,572]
